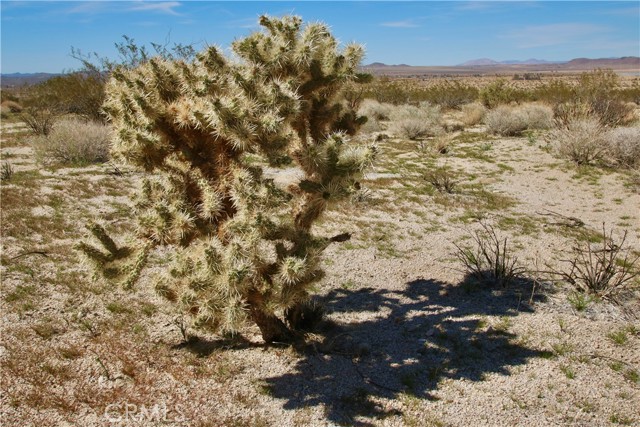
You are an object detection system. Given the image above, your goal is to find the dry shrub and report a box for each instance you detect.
[1,100,23,113]
[358,99,392,133]
[554,225,639,299]
[30,118,111,165]
[358,99,393,121]
[605,126,640,168]
[460,102,486,126]
[20,108,59,136]
[486,103,553,136]
[547,117,607,165]
[388,102,443,140]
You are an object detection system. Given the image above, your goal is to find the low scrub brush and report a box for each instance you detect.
[30,118,111,166]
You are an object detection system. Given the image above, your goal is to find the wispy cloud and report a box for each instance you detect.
[504,23,610,48]
[65,1,183,16]
[381,19,420,28]
[129,1,182,16]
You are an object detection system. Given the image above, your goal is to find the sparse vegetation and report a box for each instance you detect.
[554,225,639,299]
[485,103,553,136]
[388,102,443,139]
[547,117,608,165]
[454,223,525,287]
[29,118,111,166]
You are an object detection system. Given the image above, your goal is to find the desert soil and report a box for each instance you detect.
[1,117,639,427]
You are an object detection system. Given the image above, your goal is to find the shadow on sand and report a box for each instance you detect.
[262,275,550,426]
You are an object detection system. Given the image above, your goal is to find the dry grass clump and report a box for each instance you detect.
[1,100,23,113]
[547,118,607,165]
[460,102,486,126]
[359,99,393,121]
[605,126,640,169]
[485,103,553,136]
[29,118,111,166]
[388,102,443,140]
[358,99,393,133]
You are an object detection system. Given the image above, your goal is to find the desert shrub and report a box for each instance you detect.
[486,103,553,136]
[1,162,14,181]
[424,165,457,193]
[547,117,607,165]
[460,102,486,126]
[454,223,524,287]
[358,99,393,121]
[518,103,554,130]
[533,80,575,105]
[480,80,529,108]
[553,225,639,299]
[20,107,59,136]
[576,69,635,127]
[24,73,106,123]
[1,100,23,113]
[605,126,640,168]
[553,102,594,128]
[423,80,479,109]
[77,16,375,344]
[388,102,443,139]
[366,79,412,105]
[30,118,111,165]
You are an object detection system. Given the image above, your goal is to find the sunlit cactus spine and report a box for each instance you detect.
[77,15,375,343]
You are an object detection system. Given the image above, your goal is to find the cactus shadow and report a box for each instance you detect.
[264,275,550,425]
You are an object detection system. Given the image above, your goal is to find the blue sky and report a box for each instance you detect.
[1,1,639,73]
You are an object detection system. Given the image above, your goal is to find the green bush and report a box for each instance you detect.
[422,80,478,109]
[480,80,529,108]
[24,73,106,123]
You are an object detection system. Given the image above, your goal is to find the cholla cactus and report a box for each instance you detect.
[78,16,375,342]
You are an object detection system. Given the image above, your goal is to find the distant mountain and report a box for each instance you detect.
[458,58,564,66]
[500,58,562,65]
[563,56,640,69]
[1,72,60,87]
[457,57,639,68]
[362,62,412,68]
[457,58,500,66]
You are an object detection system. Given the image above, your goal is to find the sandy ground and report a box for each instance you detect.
[1,117,639,427]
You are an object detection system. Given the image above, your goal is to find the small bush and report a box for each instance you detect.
[1,100,23,113]
[485,106,527,136]
[547,118,607,165]
[480,80,529,109]
[423,80,478,109]
[30,118,111,166]
[388,102,443,140]
[20,108,59,136]
[1,162,14,181]
[605,126,640,168]
[573,69,636,127]
[358,99,393,121]
[518,103,554,130]
[554,225,639,299]
[460,102,486,126]
[455,223,524,287]
[486,103,553,136]
[424,164,457,193]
